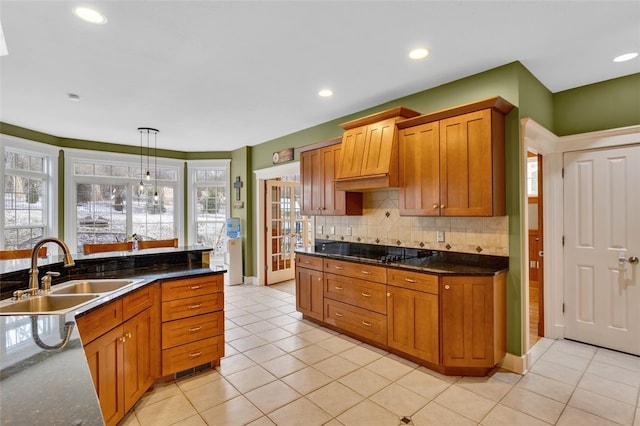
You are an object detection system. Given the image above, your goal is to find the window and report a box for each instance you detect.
[1,137,57,250]
[65,149,183,252]
[188,160,230,259]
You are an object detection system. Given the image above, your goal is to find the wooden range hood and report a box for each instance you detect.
[334,106,420,191]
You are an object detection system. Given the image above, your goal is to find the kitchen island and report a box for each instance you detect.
[0,246,225,426]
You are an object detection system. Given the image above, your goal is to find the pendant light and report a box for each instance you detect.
[137,127,159,197]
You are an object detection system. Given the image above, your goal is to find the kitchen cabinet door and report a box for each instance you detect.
[336,126,367,179]
[360,118,398,176]
[83,325,125,426]
[440,275,505,368]
[300,142,362,216]
[295,266,324,321]
[439,109,500,216]
[399,121,440,215]
[387,285,439,364]
[122,308,155,412]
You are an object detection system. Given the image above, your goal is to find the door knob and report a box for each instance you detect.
[618,253,639,265]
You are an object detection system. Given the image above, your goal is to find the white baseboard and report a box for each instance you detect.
[500,352,528,375]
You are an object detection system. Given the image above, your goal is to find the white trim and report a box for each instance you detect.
[253,162,301,286]
[0,136,59,248]
[521,119,640,349]
[63,148,184,251]
[186,159,231,247]
[500,352,528,375]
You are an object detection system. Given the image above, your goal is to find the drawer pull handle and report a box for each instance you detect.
[335,312,344,317]
[361,271,372,275]
[334,266,344,270]
[189,352,202,358]
[304,260,310,264]
[188,304,202,309]
[362,321,372,327]
[189,285,202,290]
[404,278,417,283]
[361,292,371,297]
[188,326,202,332]
[335,286,344,290]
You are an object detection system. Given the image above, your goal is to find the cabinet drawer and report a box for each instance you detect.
[77,299,123,345]
[388,269,439,294]
[324,259,387,283]
[123,284,155,321]
[324,299,386,345]
[162,312,224,349]
[324,273,387,314]
[162,293,223,322]
[162,335,224,376]
[162,275,223,302]
[296,254,323,272]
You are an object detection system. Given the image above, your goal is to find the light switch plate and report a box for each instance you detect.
[437,230,445,242]
[346,227,352,236]
[329,226,335,235]
[317,225,323,234]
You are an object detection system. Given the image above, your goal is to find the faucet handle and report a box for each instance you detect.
[42,271,61,292]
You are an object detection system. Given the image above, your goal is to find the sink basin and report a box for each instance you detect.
[0,294,99,315]
[50,279,138,295]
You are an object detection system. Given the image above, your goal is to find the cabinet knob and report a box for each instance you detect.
[444,284,450,290]
[440,204,446,209]
[432,203,439,209]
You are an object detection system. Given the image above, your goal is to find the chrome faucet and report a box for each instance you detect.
[25,237,75,296]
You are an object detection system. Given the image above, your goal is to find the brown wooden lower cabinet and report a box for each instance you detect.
[387,285,439,364]
[295,264,324,321]
[161,275,225,376]
[295,254,507,376]
[440,274,506,370]
[78,285,158,426]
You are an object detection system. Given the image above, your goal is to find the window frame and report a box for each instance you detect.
[187,159,230,254]
[0,135,58,250]
[63,147,184,252]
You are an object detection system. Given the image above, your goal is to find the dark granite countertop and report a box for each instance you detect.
[296,240,508,276]
[0,247,226,426]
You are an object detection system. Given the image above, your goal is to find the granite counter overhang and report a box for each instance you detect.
[296,240,509,276]
[0,247,226,426]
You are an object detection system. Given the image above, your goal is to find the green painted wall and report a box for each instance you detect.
[553,73,640,136]
[230,146,253,277]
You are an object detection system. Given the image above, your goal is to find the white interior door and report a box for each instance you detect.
[266,180,299,285]
[564,145,640,355]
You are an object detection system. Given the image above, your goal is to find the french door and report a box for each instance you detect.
[265,180,308,285]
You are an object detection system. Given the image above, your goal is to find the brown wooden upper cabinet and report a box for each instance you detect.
[397,97,514,216]
[335,107,420,191]
[300,137,363,216]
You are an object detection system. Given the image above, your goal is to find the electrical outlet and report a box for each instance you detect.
[316,225,323,234]
[329,226,335,235]
[346,227,352,236]
[437,230,445,242]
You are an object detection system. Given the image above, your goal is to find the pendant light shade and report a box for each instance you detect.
[137,127,159,198]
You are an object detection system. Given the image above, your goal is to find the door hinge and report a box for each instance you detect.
[561,167,564,178]
[562,236,565,246]
[265,226,269,233]
[265,264,269,271]
[562,303,565,313]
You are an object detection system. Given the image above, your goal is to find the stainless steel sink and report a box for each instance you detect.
[0,294,99,315]
[50,279,139,295]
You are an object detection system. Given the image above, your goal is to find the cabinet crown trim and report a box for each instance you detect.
[396,96,514,129]
[340,106,421,130]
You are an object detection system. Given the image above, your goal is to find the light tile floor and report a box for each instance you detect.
[121,281,640,426]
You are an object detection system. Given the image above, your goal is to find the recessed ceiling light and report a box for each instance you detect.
[73,7,107,24]
[67,93,80,101]
[409,48,429,60]
[613,52,638,63]
[318,89,333,97]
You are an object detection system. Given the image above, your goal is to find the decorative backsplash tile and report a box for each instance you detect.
[314,189,509,256]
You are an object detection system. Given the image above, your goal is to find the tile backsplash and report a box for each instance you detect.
[313,190,509,256]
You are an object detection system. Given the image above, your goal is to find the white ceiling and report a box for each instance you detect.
[1,1,639,152]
